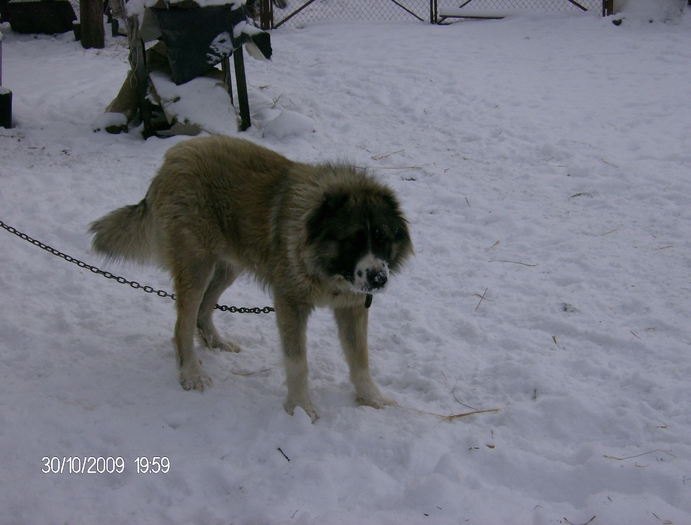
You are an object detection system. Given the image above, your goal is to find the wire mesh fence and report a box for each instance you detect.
[0,0,607,33]
[439,0,601,10]
[270,0,430,28]
[269,0,604,27]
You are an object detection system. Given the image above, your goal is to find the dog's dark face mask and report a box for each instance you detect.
[306,188,412,293]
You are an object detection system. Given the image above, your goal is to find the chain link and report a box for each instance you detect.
[0,220,274,314]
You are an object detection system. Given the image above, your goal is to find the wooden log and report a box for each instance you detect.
[80,0,104,49]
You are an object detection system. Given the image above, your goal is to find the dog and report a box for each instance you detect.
[89,136,413,421]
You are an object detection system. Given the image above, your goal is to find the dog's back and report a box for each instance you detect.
[89,136,295,274]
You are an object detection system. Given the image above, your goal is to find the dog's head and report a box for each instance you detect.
[305,169,413,294]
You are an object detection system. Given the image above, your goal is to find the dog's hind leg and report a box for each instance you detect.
[274,296,319,422]
[334,305,396,409]
[172,257,215,391]
[196,263,241,353]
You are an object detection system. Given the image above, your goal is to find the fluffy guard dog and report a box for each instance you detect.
[90,136,413,421]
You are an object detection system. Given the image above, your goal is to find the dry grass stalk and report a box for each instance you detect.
[489,259,538,267]
[603,449,676,461]
[398,405,501,422]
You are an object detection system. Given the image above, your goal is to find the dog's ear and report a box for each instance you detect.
[321,191,349,215]
[306,191,349,244]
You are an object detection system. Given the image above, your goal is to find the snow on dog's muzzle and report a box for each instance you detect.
[353,254,389,293]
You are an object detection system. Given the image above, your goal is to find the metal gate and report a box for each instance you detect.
[258,0,431,29]
[258,0,611,28]
[434,0,609,22]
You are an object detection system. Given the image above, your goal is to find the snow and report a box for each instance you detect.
[263,110,316,140]
[1,3,691,524]
[615,0,686,22]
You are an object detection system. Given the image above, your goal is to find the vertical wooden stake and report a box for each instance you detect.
[259,0,273,30]
[80,0,105,49]
[233,47,251,131]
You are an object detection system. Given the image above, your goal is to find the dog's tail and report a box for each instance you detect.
[89,199,154,264]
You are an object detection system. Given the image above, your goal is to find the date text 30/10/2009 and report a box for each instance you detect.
[41,456,170,474]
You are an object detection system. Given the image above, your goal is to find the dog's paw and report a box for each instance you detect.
[354,378,396,409]
[198,329,241,353]
[214,338,242,353]
[284,398,320,423]
[356,392,397,409]
[179,365,212,392]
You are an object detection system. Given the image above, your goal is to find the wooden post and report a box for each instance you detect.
[80,0,105,49]
[233,47,251,131]
[602,0,614,16]
[259,0,273,30]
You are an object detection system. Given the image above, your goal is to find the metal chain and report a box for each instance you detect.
[0,219,274,314]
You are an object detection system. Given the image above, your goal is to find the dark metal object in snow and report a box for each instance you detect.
[0,219,275,315]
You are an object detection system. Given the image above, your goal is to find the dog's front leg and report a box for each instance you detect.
[274,297,319,422]
[334,305,396,408]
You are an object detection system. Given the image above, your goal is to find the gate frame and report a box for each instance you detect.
[260,0,614,28]
[259,0,427,29]
[432,0,612,23]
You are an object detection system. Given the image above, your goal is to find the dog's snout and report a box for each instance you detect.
[368,269,388,289]
[352,255,390,293]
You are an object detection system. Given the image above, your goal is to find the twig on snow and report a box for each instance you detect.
[230,368,273,377]
[474,288,490,311]
[603,449,677,461]
[651,513,672,525]
[451,382,478,411]
[371,149,404,161]
[600,228,618,236]
[489,259,538,267]
[397,405,502,422]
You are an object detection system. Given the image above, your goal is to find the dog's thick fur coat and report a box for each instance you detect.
[90,136,412,421]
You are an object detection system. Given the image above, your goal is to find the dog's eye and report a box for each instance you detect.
[373,228,388,241]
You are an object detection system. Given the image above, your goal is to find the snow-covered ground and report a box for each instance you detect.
[1,2,690,524]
